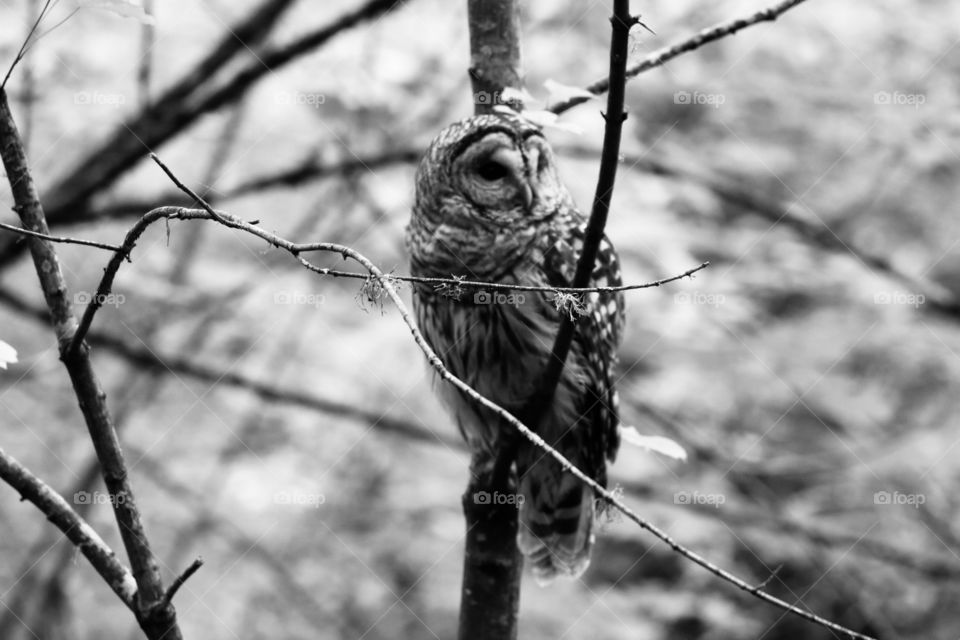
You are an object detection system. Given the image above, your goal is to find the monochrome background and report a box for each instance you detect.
[0,1,957,638]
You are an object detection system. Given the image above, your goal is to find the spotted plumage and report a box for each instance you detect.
[406,113,625,583]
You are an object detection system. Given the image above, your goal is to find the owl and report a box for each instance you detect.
[406,112,625,584]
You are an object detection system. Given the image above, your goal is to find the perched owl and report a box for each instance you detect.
[406,112,625,583]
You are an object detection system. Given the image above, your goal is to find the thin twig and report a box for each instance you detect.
[549,0,811,115]
[754,564,784,590]
[151,154,230,225]
[402,262,708,295]
[0,217,706,296]
[170,100,248,284]
[0,221,123,252]
[67,151,256,355]
[0,0,53,91]
[160,558,203,609]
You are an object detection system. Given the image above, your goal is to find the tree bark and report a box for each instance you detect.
[459,1,525,638]
[0,88,185,640]
[467,0,523,114]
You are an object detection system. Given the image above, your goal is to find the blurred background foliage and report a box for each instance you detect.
[1,0,958,638]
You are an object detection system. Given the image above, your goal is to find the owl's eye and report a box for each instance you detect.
[475,160,510,182]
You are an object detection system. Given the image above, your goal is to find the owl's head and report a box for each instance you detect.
[407,113,574,278]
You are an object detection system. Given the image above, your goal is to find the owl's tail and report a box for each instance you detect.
[516,456,595,585]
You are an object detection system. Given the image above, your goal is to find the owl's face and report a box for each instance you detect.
[407,114,576,278]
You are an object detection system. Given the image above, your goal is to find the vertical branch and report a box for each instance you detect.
[460,2,634,638]
[460,2,524,639]
[467,0,523,114]
[0,89,186,640]
[458,453,523,640]
[524,0,635,421]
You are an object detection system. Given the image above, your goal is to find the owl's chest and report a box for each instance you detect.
[414,275,558,407]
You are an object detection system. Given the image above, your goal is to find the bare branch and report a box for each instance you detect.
[395,261,708,295]
[0,214,706,297]
[0,0,54,91]
[0,445,137,609]
[464,2,527,637]
[160,558,203,609]
[150,153,231,225]
[0,220,123,252]
[549,0,811,115]
[468,0,523,113]
[0,88,183,640]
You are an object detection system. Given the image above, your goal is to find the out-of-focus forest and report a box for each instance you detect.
[1,0,958,638]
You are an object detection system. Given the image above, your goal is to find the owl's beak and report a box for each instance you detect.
[521,146,543,210]
[522,183,534,209]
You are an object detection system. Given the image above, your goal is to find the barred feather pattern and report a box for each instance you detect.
[406,114,625,584]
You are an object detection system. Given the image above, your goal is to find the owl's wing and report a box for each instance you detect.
[542,223,625,345]
[541,220,625,470]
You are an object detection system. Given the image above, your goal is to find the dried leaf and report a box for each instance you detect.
[544,79,596,104]
[0,340,18,370]
[619,427,687,461]
[513,109,583,135]
[501,86,537,106]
